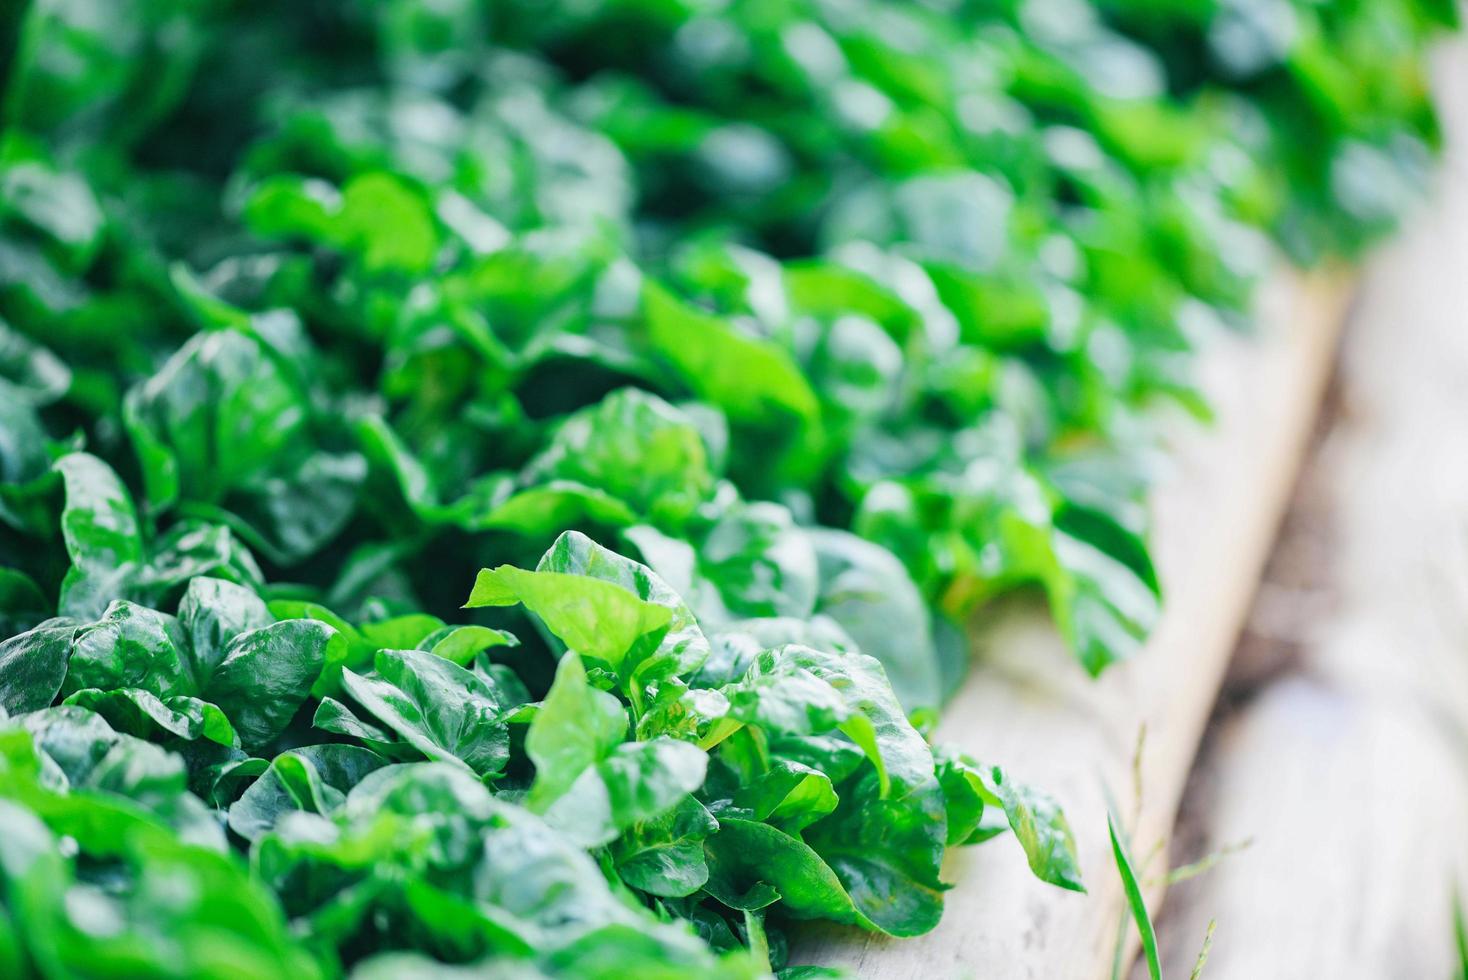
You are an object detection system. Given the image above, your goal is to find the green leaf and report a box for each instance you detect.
[974,763,1085,893]
[63,600,194,701]
[475,482,640,536]
[265,599,373,696]
[521,388,716,526]
[248,172,440,274]
[0,567,50,638]
[61,688,238,748]
[228,744,388,842]
[339,648,509,777]
[124,328,305,509]
[178,576,274,685]
[1051,531,1161,676]
[13,707,224,846]
[0,151,104,266]
[613,796,719,897]
[933,745,996,847]
[801,769,950,937]
[0,622,74,716]
[417,624,518,666]
[537,530,710,683]
[358,614,446,651]
[541,736,707,849]
[122,325,361,563]
[205,620,334,751]
[311,696,404,755]
[769,645,932,800]
[810,528,942,712]
[12,705,121,787]
[525,653,626,810]
[468,775,739,975]
[465,563,672,672]
[0,317,70,404]
[0,382,51,504]
[1110,813,1161,980]
[338,172,440,273]
[642,282,820,428]
[54,453,144,620]
[704,817,870,928]
[697,503,819,621]
[721,649,850,736]
[0,744,320,977]
[143,519,266,601]
[730,759,839,834]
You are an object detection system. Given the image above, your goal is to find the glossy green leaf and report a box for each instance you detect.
[339,648,508,777]
[63,601,194,701]
[0,622,74,716]
[537,530,710,683]
[972,761,1085,893]
[54,453,145,620]
[613,795,719,897]
[465,564,672,672]
[206,620,334,751]
[229,744,388,842]
[522,388,716,526]
[801,769,950,937]
[178,576,274,685]
[525,652,626,810]
[62,688,238,748]
[541,736,708,848]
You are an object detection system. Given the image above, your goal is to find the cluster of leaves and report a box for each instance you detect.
[0,0,1450,976]
[0,511,1083,976]
[1097,0,1456,259]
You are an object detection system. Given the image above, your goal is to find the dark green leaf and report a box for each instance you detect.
[0,622,73,715]
[178,576,273,685]
[613,795,719,897]
[339,647,509,777]
[206,620,334,751]
[63,601,194,700]
[54,453,144,620]
[229,744,388,841]
[62,688,238,748]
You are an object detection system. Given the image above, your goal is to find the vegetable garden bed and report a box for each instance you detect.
[0,1,1455,978]
[794,269,1353,977]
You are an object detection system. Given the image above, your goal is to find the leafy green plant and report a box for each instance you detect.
[0,526,1080,975]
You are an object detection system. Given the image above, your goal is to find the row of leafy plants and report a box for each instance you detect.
[0,0,1452,976]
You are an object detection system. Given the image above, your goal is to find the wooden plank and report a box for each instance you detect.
[789,261,1355,974]
[1148,43,1468,980]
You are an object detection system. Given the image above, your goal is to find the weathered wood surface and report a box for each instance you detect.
[1148,45,1468,980]
[791,251,1355,973]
